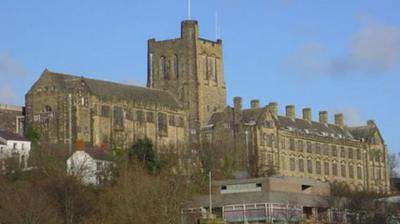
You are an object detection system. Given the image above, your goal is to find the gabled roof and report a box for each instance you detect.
[84,149,113,161]
[39,70,182,109]
[347,126,371,140]
[0,130,27,141]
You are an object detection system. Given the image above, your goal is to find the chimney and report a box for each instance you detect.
[268,102,278,117]
[334,113,344,127]
[319,111,328,124]
[303,108,312,121]
[367,120,375,127]
[234,97,242,124]
[251,99,260,109]
[286,105,295,120]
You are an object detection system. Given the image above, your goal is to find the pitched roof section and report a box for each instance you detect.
[347,126,371,140]
[0,130,27,141]
[44,70,182,109]
[208,107,365,140]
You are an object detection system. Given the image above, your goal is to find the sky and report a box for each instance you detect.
[0,0,399,153]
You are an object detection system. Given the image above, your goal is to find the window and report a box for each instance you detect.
[316,161,321,175]
[332,145,337,157]
[348,148,354,159]
[306,141,312,153]
[341,164,346,178]
[267,135,273,147]
[169,115,176,126]
[158,113,168,137]
[101,105,110,117]
[290,158,295,171]
[298,140,304,152]
[357,149,361,160]
[203,56,208,80]
[126,110,133,120]
[307,160,312,173]
[299,159,304,172]
[340,147,346,158]
[332,163,338,176]
[113,106,124,129]
[146,112,154,123]
[357,167,362,179]
[349,164,354,178]
[13,143,17,149]
[173,54,179,79]
[160,56,168,79]
[324,161,330,175]
[323,144,329,156]
[289,138,295,151]
[207,56,215,80]
[136,110,144,122]
[177,117,184,127]
[315,143,321,154]
[281,139,286,149]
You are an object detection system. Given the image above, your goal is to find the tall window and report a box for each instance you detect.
[298,140,304,152]
[349,164,354,178]
[173,54,179,79]
[307,160,313,173]
[332,163,338,176]
[348,148,354,159]
[357,149,362,160]
[158,113,168,137]
[341,164,346,178]
[357,166,362,179]
[160,56,168,79]
[324,161,330,175]
[340,147,346,158]
[112,106,124,130]
[306,141,312,153]
[316,161,321,174]
[323,144,329,156]
[290,158,295,171]
[289,138,295,151]
[299,159,304,172]
[332,145,337,157]
[316,143,321,154]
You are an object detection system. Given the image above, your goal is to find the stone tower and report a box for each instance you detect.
[147,20,227,141]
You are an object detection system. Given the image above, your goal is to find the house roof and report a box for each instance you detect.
[43,70,182,109]
[0,130,27,141]
[84,149,113,161]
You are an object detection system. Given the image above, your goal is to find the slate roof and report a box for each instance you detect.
[208,107,372,141]
[85,149,113,161]
[0,130,27,141]
[44,70,182,109]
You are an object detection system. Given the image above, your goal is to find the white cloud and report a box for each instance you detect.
[288,18,400,76]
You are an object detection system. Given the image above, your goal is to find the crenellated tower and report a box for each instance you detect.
[147,20,227,141]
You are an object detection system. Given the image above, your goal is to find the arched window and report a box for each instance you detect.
[173,54,179,79]
[44,105,52,112]
[160,56,168,79]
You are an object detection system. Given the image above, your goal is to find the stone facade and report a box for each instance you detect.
[0,104,24,135]
[203,98,390,193]
[148,20,227,143]
[25,70,187,152]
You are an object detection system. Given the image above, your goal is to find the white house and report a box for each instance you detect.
[67,149,113,185]
[0,130,31,170]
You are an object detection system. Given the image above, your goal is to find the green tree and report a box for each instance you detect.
[25,126,41,146]
[128,138,160,172]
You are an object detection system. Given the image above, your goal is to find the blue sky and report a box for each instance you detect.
[0,0,399,153]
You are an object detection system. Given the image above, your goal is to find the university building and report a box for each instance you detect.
[25,20,390,192]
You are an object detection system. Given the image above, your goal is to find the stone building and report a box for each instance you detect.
[25,70,187,152]
[202,98,390,192]
[0,104,25,135]
[25,19,390,192]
